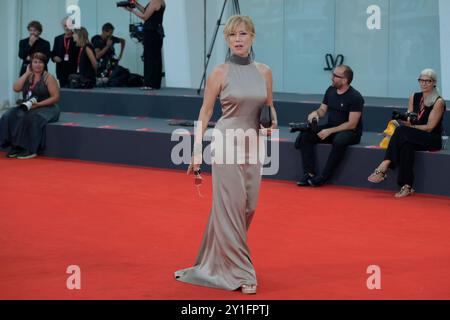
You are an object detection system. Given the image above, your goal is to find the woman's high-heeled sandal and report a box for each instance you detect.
[368,168,387,183]
[395,185,415,198]
[241,284,257,294]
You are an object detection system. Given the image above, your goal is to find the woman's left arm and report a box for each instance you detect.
[32,74,60,109]
[86,46,98,72]
[257,63,278,130]
[413,99,445,132]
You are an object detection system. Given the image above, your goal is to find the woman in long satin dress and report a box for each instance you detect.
[175,15,278,294]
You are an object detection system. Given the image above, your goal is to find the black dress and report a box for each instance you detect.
[143,3,165,88]
[76,44,97,86]
[0,73,60,154]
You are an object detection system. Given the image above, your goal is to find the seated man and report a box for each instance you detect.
[295,65,364,187]
[91,23,128,86]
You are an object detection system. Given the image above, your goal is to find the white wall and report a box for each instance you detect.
[0,0,21,107]
[439,0,450,99]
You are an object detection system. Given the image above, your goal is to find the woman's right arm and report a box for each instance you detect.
[188,65,225,173]
[135,1,146,13]
[13,67,32,92]
[407,93,414,113]
[126,0,162,21]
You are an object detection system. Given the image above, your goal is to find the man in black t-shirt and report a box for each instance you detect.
[18,21,51,76]
[91,23,126,78]
[295,65,365,187]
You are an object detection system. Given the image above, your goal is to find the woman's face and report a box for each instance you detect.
[31,59,45,74]
[227,22,254,57]
[418,75,435,93]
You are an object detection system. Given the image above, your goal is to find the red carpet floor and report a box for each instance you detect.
[0,154,449,300]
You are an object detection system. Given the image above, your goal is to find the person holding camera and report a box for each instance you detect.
[123,0,165,90]
[0,52,60,159]
[295,65,364,187]
[18,21,51,76]
[69,27,98,89]
[174,15,277,295]
[368,69,445,197]
[92,23,128,86]
[51,17,78,88]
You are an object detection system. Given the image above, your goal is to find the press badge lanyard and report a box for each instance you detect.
[77,47,84,73]
[27,76,38,99]
[417,97,426,121]
[63,36,71,61]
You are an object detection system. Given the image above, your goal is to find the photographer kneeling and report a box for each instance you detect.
[368,69,445,197]
[0,52,60,159]
[294,65,364,187]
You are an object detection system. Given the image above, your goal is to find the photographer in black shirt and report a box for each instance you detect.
[18,21,51,76]
[123,0,165,90]
[51,17,78,87]
[295,65,364,187]
[92,23,126,82]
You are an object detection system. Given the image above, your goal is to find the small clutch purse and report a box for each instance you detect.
[260,105,272,128]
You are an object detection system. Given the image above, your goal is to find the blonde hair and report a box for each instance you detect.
[73,27,90,47]
[223,15,256,39]
[420,68,440,107]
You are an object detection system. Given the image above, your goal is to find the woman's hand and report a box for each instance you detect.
[25,64,33,75]
[187,154,202,175]
[260,120,277,136]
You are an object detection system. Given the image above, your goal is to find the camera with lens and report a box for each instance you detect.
[116,0,136,8]
[129,23,144,43]
[392,110,419,125]
[19,97,37,111]
[289,118,319,134]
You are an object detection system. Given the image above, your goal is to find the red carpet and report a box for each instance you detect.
[0,154,449,300]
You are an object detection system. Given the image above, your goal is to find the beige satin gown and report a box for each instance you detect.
[175,55,267,291]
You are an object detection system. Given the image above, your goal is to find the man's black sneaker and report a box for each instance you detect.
[308,175,326,187]
[6,147,22,158]
[17,150,37,160]
[297,173,314,186]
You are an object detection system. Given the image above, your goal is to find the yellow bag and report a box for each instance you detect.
[379,120,399,149]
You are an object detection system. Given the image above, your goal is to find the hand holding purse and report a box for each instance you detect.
[260,105,272,128]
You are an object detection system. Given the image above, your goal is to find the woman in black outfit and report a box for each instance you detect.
[368,68,445,197]
[124,0,165,90]
[72,27,97,88]
[0,52,60,159]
